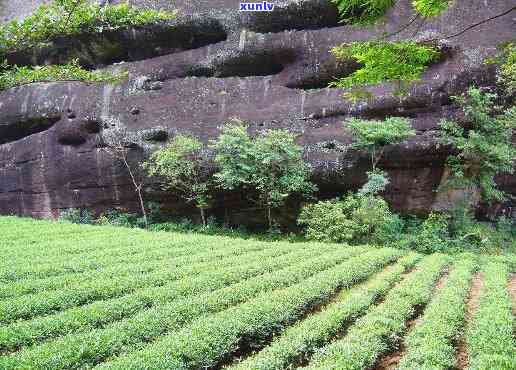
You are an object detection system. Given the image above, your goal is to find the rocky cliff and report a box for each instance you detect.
[0,0,514,225]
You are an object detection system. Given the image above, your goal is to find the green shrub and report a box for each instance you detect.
[412,0,451,18]
[499,42,516,95]
[299,193,401,245]
[330,41,440,89]
[59,208,94,225]
[438,87,516,203]
[0,0,176,55]
[212,122,316,229]
[145,135,213,227]
[403,212,451,254]
[346,116,416,172]
[0,60,126,91]
[467,263,515,369]
[331,0,395,24]
[298,199,355,243]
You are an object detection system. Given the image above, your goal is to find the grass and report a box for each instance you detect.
[0,216,513,369]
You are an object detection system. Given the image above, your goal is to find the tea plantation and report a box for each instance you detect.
[0,217,514,369]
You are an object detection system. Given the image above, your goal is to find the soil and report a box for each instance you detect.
[456,272,484,370]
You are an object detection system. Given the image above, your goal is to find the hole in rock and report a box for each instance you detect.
[83,120,102,134]
[141,129,169,142]
[244,0,339,33]
[0,116,60,144]
[188,49,296,78]
[285,60,361,90]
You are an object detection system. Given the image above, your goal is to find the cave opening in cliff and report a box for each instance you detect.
[0,116,61,144]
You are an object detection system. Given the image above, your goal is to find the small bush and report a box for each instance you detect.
[330,41,440,89]
[298,199,355,243]
[59,208,94,224]
[299,193,401,245]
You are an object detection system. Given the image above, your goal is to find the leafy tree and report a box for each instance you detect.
[345,116,416,194]
[438,87,515,203]
[145,134,212,227]
[412,0,450,18]
[330,41,440,90]
[212,121,316,229]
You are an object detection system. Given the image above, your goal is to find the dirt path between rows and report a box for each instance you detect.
[509,273,516,317]
[373,268,450,370]
[456,272,484,370]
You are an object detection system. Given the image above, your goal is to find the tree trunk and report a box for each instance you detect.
[200,207,206,227]
[267,206,272,230]
[122,156,148,227]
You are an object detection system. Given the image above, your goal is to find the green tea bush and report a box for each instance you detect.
[330,41,440,89]
[304,254,449,369]
[467,263,515,369]
[397,258,477,369]
[230,253,421,370]
[2,248,370,368]
[91,249,401,370]
[0,60,125,91]
[0,0,176,55]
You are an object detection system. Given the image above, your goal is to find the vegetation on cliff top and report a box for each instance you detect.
[0,60,126,90]
[0,0,176,55]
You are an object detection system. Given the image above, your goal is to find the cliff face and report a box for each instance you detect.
[0,0,514,224]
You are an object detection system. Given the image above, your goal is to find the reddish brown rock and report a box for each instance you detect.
[0,0,514,226]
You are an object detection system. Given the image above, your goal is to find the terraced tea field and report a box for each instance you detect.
[0,217,514,369]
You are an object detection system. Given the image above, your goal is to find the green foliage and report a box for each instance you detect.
[0,0,176,55]
[230,253,421,370]
[331,0,395,25]
[438,87,516,203]
[0,60,126,91]
[88,249,401,370]
[299,193,402,245]
[305,254,449,369]
[403,212,451,254]
[499,42,516,95]
[331,0,450,24]
[59,208,94,225]
[467,263,515,369]
[412,0,451,18]
[145,135,212,225]
[397,258,477,369]
[298,199,355,243]
[330,41,440,89]
[358,170,390,196]
[345,116,416,172]
[212,122,316,228]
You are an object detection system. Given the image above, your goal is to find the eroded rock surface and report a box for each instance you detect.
[0,0,514,224]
